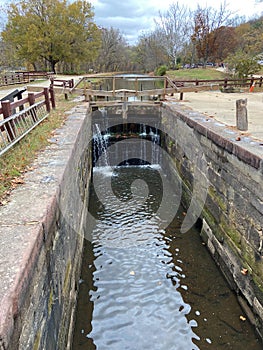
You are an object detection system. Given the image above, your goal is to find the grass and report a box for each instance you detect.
[0,93,77,204]
[167,67,227,81]
[167,67,263,81]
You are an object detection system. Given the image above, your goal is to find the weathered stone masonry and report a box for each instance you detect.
[0,103,92,350]
[161,102,263,339]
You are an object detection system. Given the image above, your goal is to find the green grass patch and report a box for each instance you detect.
[167,68,227,81]
[0,94,77,203]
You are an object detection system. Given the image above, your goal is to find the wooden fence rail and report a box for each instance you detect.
[172,76,263,88]
[0,87,55,156]
[0,71,54,87]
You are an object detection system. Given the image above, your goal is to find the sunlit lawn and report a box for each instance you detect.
[167,67,227,81]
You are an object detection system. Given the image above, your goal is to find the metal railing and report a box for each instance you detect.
[0,87,55,157]
[0,101,48,156]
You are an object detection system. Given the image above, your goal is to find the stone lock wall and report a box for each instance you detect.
[161,102,263,339]
[0,103,92,350]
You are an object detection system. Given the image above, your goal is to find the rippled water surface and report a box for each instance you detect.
[72,166,261,350]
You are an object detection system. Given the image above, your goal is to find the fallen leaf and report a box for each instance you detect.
[11,178,25,185]
[241,268,248,275]
[239,315,246,321]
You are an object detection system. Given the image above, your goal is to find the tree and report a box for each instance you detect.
[235,17,263,56]
[154,2,192,68]
[227,51,261,77]
[95,27,128,72]
[136,31,168,72]
[191,1,233,64]
[1,0,101,73]
[210,26,238,62]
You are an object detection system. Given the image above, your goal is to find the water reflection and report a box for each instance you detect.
[72,166,261,350]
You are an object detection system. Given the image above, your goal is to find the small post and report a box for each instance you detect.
[17,91,24,111]
[180,92,184,101]
[44,87,51,112]
[236,99,248,131]
[2,100,16,141]
[28,92,38,122]
[28,92,36,106]
[49,86,56,109]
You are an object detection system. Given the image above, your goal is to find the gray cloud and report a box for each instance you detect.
[91,0,160,44]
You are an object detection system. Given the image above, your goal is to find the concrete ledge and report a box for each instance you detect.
[0,103,91,349]
[163,102,263,170]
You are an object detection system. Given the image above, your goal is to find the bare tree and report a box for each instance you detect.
[95,27,128,72]
[136,31,168,72]
[154,2,192,68]
[191,1,234,64]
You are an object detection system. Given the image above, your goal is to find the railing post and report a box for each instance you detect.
[162,77,166,100]
[70,79,74,88]
[259,76,263,88]
[28,92,36,106]
[43,87,51,112]
[113,77,116,97]
[49,86,56,109]
[224,78,228,88]
[17,91,24,111]
[2,100,16,141]
[28,93,38,122]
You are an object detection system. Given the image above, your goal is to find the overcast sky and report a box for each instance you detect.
[0,0,262,43]
[89,0,263,44]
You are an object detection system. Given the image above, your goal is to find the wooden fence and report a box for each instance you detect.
[172,76,263,89]
[0,71,54,87]
[0,87,55,156]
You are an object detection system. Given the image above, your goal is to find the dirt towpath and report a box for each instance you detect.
[167,90,263,141]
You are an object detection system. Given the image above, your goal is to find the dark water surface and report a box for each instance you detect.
[72,166,261,350]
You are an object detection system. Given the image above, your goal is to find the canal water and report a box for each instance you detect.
[72,163,262,349]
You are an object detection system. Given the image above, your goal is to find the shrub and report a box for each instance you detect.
[155,65,167,76]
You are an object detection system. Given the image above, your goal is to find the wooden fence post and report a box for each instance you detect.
[49,86,56,109]
[2,100,16,141]
[28,93,38,122]
[28,92,36,106]
[236,99,248,131]
[43,87,51,113]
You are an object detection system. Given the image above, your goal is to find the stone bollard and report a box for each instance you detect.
[236,99,248,131]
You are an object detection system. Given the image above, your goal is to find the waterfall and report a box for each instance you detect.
[93,123,109,167]
[93,118,161,168]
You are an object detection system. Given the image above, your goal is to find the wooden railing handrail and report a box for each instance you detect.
[0,87,55,119]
